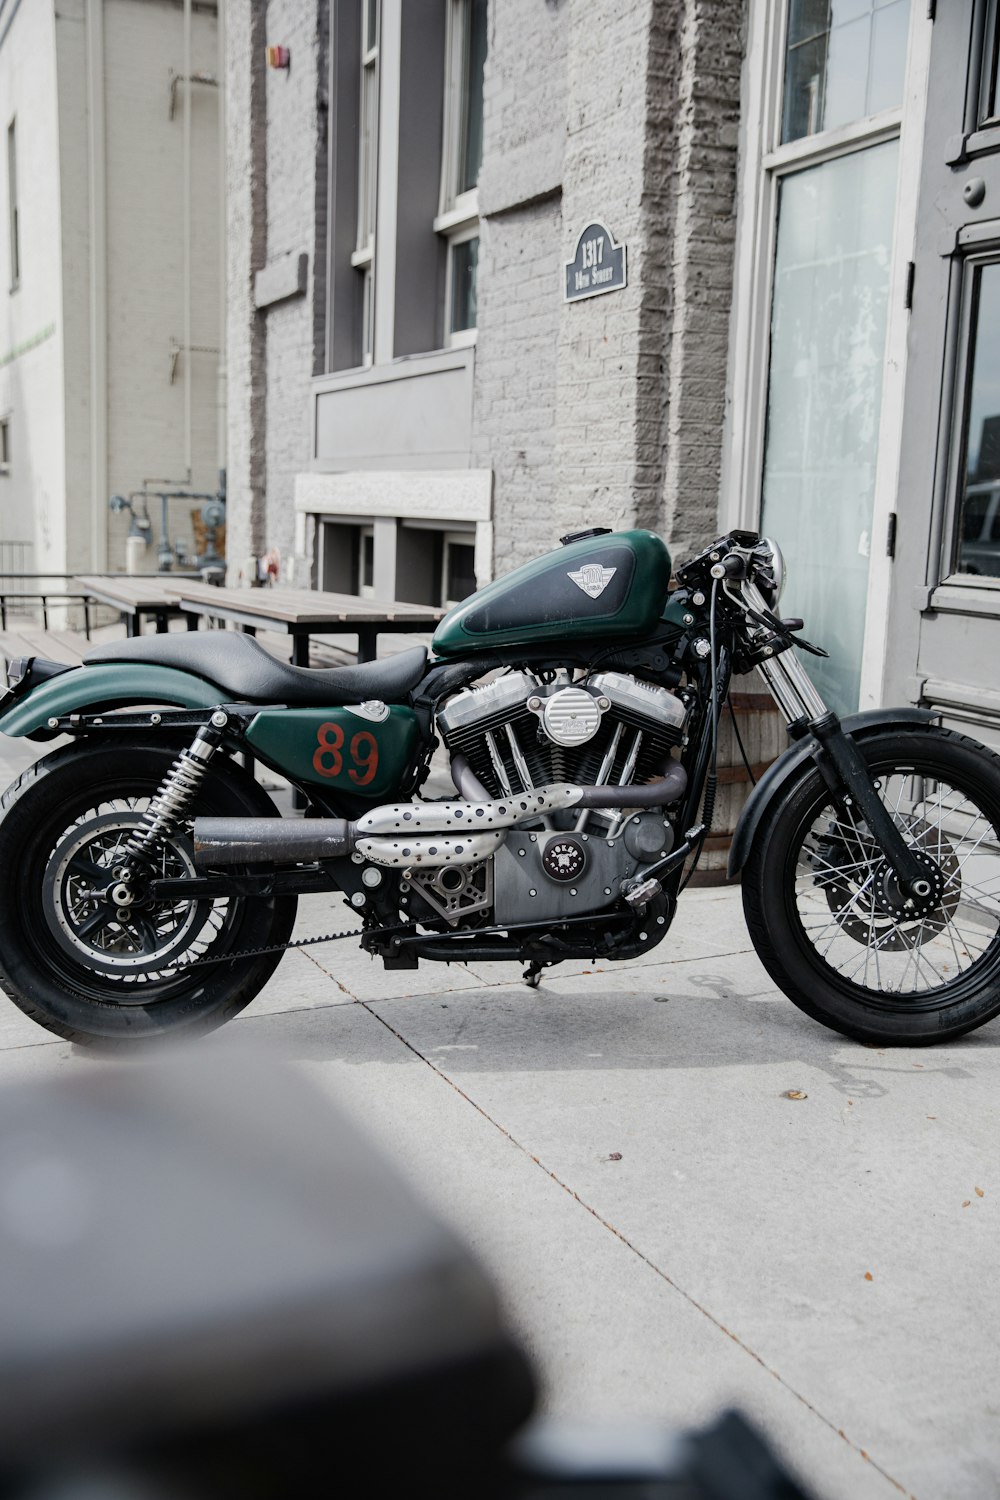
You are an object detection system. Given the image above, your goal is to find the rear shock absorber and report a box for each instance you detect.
[122,713,229,865]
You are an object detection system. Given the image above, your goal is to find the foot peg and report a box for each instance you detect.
[622,877,662,911]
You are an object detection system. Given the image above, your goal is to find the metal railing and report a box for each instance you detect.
[0,572,191,639]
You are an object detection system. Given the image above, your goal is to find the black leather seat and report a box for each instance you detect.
[84,632,429,706]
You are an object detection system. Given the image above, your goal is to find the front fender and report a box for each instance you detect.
[727,707,938,879]
[0,664,224,737]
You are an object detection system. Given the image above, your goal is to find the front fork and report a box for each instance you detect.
[754,612,933,902]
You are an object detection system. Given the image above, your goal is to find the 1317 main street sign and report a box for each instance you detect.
[564,222,627,302]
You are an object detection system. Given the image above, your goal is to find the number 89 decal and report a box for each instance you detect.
[312,722,380,785]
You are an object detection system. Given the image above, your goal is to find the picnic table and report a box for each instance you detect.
[74,575,201,637]
[160,581,444,664]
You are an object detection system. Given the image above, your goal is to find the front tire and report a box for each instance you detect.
[0,739,297,1048]
[743,728,1000,1045]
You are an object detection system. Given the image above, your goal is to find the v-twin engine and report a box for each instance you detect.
[413,668,690,928]
[437,668,688,813]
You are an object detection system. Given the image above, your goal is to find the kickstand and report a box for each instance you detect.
[522,961,544,989]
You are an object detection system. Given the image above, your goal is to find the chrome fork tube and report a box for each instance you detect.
[741,579,828,725]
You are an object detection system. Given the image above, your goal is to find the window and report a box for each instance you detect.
[442,532,476,607]
[0,416,9,474]
[980,0,1000,125]
[358,525,375,596]
[351,0,379,365]
[436,0,487,345]
[7,118,19,291]
[954,262,1000,578]
[781,0,911,144]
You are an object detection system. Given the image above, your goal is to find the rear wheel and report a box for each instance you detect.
[743,729,1000,1045]
[0,740,297,1048]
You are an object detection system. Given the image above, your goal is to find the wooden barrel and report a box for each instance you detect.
[689,682,786,885]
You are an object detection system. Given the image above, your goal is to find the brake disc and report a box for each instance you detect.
[814,817,960,950]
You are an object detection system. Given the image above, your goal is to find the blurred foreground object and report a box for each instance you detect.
[0,1054,815,1500]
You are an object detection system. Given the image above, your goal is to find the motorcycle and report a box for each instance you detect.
[0,526,998,1050]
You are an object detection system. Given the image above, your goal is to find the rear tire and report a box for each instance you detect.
[0,739,297,1048]
[742,728,1000,1045]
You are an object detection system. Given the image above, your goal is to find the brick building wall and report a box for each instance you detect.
[225,0,267,568]
[226,0,327,580]
[477,0,746,575]
[225,0,746,589]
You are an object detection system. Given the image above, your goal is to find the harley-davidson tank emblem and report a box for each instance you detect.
[567,563,616,599]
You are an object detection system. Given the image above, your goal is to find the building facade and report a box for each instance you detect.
[226,0,1000,747]
[0,0,222,576]
[225,0,741,609]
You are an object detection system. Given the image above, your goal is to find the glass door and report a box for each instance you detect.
[756,0,912,714]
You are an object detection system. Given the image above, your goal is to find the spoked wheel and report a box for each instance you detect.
[743,728,1000,1044]
[0,740,297,1048]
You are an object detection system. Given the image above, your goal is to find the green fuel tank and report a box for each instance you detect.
[432,529,672,657]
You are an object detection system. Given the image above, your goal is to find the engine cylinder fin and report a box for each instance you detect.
[504,721,535,792]
[484,729,514,797]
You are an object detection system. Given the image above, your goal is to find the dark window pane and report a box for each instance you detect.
[361,532,374,589]
[957,264,1000,576]
[787,0,832,47]
[366,0,378,53]
[783,34,828,141]
[451,236,479,332]
[781,0,911,143]
[445,542,476,603]
[963,490,990,541]
[459,0,488,193]
[983,10,1000,122]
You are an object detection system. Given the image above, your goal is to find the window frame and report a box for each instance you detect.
[0,414,10,475]
[435,0,485,345]
[352,0,380,366]
[720,0,922,709]
[937,244,1000,589]
[442,219,479,349]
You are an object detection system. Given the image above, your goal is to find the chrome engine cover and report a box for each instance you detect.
[537,685,606,747]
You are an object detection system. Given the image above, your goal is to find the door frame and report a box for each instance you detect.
[720,0,933,710]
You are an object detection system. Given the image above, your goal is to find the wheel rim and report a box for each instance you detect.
[33,794,237,1004]
[790,759,1000,1010]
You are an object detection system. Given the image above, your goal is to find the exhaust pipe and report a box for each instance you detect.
[192,766,687,870]
[192,817,354,866]
[450,754,687,811]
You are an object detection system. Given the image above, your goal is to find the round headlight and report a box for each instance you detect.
[759,537,787,603]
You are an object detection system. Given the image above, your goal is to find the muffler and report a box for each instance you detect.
[192,785,584,869]
[192,768,687,870]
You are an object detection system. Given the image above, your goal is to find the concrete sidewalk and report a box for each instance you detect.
[0,710,996,1498]
[0,860,996,1498]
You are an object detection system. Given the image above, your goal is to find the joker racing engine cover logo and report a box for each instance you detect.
[567,563,617,599]
[541,837,587,883]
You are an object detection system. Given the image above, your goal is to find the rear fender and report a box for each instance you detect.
[727,707,938,879]
[0,664,224,738]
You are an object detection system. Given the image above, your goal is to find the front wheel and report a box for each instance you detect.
[743,728,1000,1045]
[0,740,297,1048]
